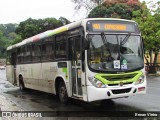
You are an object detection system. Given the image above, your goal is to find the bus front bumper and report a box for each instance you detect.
[87,83,146,102]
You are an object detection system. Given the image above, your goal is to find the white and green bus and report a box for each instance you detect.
[6,18,146,103]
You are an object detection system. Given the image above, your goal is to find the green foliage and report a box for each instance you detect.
[15,17,70,40]
[88,0,160,73]
[88,5,106,17]
[88,0,141,19]
[0,23,18,40]
[0,31,12,58]
[132,1,160,73]
[0,17,70,58]
[0,24,17,58]
[11,35,22,45]
[59,17,71,25]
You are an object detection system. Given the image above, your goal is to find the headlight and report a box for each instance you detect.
[135,75,145,85]
[88,77,106,88]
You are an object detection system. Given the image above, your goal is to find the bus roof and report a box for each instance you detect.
[7,18,137,51]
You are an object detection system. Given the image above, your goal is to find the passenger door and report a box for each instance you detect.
[69,36,83,97]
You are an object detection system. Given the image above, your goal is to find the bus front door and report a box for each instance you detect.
[69,37,83,97]
[11,52,17,85]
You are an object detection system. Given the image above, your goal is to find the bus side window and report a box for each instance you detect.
[55,34,67,59]
[32,42,41,62]
[42,37,55,61]
[17,47,23,64]
[6,51,11,65]
[23,45,32,63]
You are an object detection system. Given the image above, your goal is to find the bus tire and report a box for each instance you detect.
[58,81,69,104]
[19,76,25,91]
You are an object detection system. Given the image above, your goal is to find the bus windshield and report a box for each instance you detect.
[88,34,144,72]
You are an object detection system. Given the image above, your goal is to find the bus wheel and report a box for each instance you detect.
[58,82,68,104]
[19,76,25,91]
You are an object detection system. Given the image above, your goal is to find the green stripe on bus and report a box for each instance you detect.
[62,68,68,80]
[95,71,143,85]
[62,68,67,72]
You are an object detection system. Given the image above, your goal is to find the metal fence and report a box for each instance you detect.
[145,63,160,72]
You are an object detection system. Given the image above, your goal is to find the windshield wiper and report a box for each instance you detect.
[101,32,111,55]
[121,33,131,45]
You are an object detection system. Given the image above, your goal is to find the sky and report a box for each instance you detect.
[0,0,87,24]
[0,0,158,24]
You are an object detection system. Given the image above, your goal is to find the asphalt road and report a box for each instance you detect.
[0,69,160,119]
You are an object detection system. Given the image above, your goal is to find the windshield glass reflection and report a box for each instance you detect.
[88,34,144,72]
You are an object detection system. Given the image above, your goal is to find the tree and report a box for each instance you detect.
[132,1,160,73]
[11,35,22,45]
[7,32,18,40]
[59,17,71,25]
[0,31,12,58]
[0,24,17,58]
[88,0,141,19]
[72,0,105,14]
[0,23,18,40]
[15,17,69,40]
[15,18,42,39]
[40,18,63,32]
[14,17,70,44]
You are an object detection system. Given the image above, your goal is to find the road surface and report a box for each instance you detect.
[0,69,160,119]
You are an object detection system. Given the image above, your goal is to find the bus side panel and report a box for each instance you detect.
[22,64,33,89]
[41,62,55,93]
[6,65,14,84]
[41,61,70,95]
[31,63,43,91]
[56,61,71,97]
[41,61,71,96]
[22,63,42,91]
[16,64,24,86]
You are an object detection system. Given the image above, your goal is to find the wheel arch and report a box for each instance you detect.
[55,76,68,96]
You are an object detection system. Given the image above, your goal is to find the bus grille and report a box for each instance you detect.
[108,82,133,86]
[102,74,137,81]
[112,88,131,94]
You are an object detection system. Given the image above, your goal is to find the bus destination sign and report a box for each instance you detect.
[88,21,138,33]
[93,23,127,31]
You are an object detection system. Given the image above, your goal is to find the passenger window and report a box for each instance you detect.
[32,42,41,62]
[41,37,55,61]
[55,35,67,59]
[17,47,23,64]
[6,51,12,65]
[23,45,32,63]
